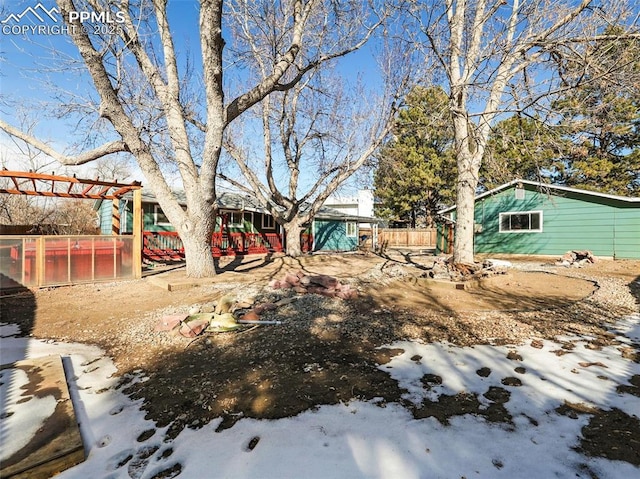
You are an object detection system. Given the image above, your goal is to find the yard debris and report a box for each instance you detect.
[158,273,353,338]
[215,295,235,314]
[556,250,597,267]
[268,271,358,299]
[428,256,509,282]
[157,295,287,338]
[237,319,282,325]
[207,312,238,331]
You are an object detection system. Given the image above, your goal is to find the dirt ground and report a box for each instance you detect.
[2,250,640,467]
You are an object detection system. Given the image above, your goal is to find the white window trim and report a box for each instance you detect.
[499,210,543,233]
[262,214,275,230]
[154,204,172,226]
[346,221,357,238]
[226,211,244,228]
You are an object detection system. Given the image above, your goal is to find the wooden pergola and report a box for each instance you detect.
[0,169,144,279]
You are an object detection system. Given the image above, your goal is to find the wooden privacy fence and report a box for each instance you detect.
[378,228,437,247]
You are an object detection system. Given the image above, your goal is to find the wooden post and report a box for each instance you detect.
[36,236,45,287]
[132,189,142,279]
[111,198,120,235]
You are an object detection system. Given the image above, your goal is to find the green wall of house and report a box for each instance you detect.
[99,201,280,235]
[468,185,640,259]
[313,219,358,251]
[99,200,115,235]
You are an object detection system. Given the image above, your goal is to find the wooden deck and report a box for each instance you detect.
[0,355,85,478]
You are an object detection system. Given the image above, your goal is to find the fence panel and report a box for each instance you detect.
[0,235,135,289]
[378,228,437,247]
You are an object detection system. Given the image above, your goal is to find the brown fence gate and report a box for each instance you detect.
[377,228,437,248]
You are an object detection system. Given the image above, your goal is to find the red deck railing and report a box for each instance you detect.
[143,231,285,261]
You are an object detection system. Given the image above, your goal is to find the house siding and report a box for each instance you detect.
[613,207,640,259]
[313,220,358,251]
[99,200,114,235]
[471,186,640,259]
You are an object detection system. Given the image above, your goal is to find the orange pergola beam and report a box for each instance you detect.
[0,170,141,199]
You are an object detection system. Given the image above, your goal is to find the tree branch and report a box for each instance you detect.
[0,119,128,165]
[225,1,384,125]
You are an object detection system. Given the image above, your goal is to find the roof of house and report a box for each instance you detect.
[439,179,640,215]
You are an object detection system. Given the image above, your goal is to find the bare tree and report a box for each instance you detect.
[217,2,411,256]
[54,199,100,234]
[91,157,134,183]
[0,113,61,229]
[0,0,389,276]
[221,65,406,256]
[413,0,639,264]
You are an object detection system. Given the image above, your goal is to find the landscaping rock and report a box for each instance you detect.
[155,314,188,332]
[283,273,301,286]
[269,272,357,299]
[308,274,340,289]
[556,250,596,267]
[178,318,210,337]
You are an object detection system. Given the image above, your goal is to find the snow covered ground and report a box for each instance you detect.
[1,314,639,479]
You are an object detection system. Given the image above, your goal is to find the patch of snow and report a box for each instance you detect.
[485,259,513,268]
[0,367,57,460]
[1,312,639,479]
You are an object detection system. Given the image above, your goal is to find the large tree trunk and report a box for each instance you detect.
[179,212,216,277]
[283,219,305,257]
[450,75,482,265]
[453,155,479,265]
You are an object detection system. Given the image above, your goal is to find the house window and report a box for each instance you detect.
[227,211,243,228]
[154,205,171,226]
[499,211,543,233]
[346,221,357,237]
[262,214,275,230]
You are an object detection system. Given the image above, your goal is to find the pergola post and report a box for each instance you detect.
[132,188,142,279]
[111,198,120,235]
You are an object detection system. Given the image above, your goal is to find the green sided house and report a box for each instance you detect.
[96,190,378,258]
[437,179,640,259]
